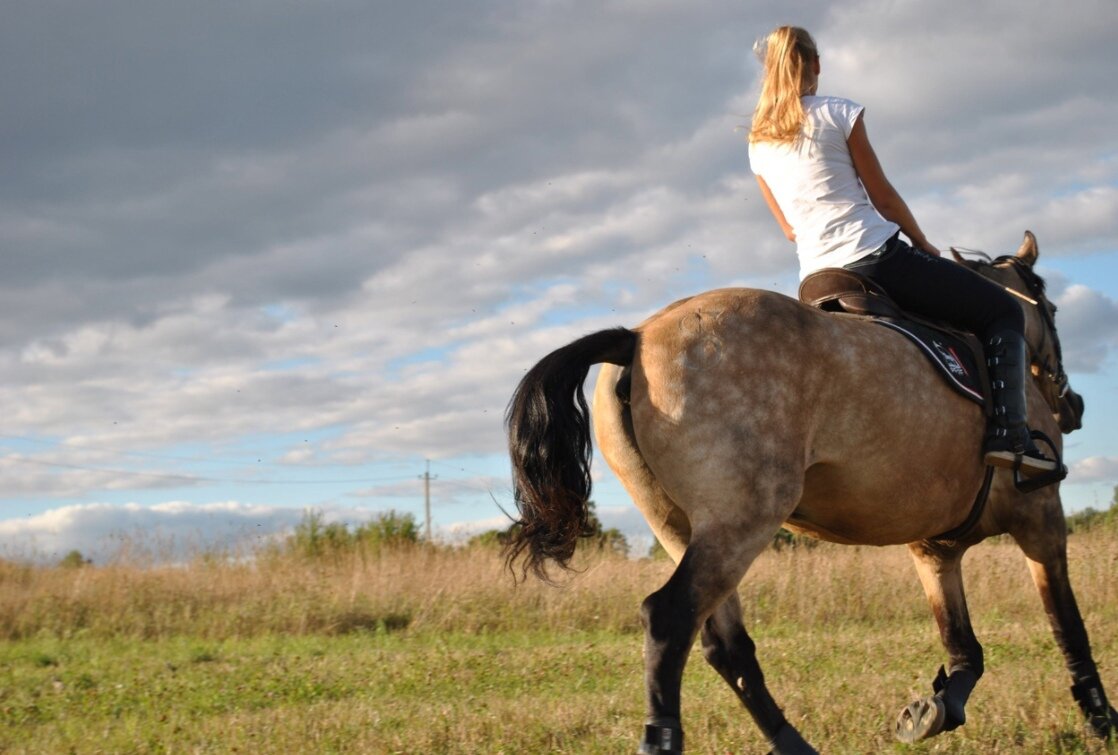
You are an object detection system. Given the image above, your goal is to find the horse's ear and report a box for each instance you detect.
[1016,230,1039,266]
[950,247,966,263]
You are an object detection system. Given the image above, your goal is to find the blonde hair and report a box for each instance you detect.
[748,26,819,145]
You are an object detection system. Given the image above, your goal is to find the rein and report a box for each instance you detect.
[923,250,1073,543]
[953,248,1071,415]
[989,255,1071,411]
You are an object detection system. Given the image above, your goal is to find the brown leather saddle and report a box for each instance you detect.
[798,268,992,411]
[799,267,900,318]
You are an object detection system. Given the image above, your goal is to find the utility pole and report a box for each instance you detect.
[421,460,437,541]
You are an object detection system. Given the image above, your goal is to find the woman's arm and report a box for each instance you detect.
[847,114,941,256]
[756,175,796,242]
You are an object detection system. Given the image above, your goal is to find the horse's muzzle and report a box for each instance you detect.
[1057,387,1085,433]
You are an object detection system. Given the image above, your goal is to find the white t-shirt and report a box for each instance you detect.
[749,95,899,278]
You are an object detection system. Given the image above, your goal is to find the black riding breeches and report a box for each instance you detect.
[842,234,1024,341]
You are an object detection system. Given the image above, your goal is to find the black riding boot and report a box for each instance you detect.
[983,330,1057,476]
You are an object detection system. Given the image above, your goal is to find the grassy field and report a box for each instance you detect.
[1,531,1116,753]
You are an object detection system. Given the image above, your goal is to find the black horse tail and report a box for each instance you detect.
[504,327,637,581]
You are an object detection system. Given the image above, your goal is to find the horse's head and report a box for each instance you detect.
[952,231,1084,433]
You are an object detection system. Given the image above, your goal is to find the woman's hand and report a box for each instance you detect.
[915,239,942,257]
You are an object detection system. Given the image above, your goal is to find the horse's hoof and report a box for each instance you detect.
[638,721,683,754]
[766,722,818,754]
[1084,704,1118,740]
[895,697,947,743]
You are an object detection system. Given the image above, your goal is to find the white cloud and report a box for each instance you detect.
[1070,457,1118,483]
[0,501,298,564]
[0,0,1116,547]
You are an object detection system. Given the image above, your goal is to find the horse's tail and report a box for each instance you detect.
[504,327,637,581]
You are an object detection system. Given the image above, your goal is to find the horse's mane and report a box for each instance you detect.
[992,256,1048,297]
[952,248,1049,298]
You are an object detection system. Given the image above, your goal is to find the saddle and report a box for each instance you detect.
[798,268,991,411]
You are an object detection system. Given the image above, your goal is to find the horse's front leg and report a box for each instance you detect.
[896,540,984,743]
[1014,513,1118,740]
[700,592,816,754]
[639,525,811,754]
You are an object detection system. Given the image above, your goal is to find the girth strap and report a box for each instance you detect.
[927,466,995,544]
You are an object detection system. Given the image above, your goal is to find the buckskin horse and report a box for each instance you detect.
[505,232,1115,753]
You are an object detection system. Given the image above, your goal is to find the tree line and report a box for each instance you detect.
[54,487,1117,567]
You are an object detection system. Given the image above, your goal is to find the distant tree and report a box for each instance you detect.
[287,509,420,559]
[354,510,421,549]
[466,529,508,548]
[770,527,819,551]
[1065,496,1118,534]
[58,550,91,569]
[647,539,670,560]
[288,510,348,558]
[582,500,629,557]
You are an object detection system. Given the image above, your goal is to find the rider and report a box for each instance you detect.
[747,25,1056,477]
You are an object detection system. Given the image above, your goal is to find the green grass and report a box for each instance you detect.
[3,623,1113,753]
[1,534,1115,753]
[0,631,632,753]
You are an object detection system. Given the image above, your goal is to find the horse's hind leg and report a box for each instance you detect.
[639,524,816,755]
[1013,508,1118,739]
[701,592,817,753]
[896,540,984,743]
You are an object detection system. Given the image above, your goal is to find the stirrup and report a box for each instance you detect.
[986,430,1068,493]
[988,449,1055,472]
[983,447,1057,476]
[984,423,1056,472]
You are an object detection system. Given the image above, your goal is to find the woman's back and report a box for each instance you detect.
[749,95,897,276]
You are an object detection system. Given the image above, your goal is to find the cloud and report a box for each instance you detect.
[1053,284,1118,373]
[0,501,429,565]
[1070,457,1118,484]
[0,453,203,499]
[0,501,299,564]
[0,0,1116,527]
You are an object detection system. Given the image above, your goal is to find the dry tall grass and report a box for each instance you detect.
[3,531,1116,753]
[1,529,1114,644]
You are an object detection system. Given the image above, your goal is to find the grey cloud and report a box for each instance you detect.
[0,0,1116,511]
[1054,283,1118,373]
[0,454,202,499]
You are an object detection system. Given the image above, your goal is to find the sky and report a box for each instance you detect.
[1,0,1117,563]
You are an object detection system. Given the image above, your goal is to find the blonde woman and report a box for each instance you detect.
[748,25,1055,476]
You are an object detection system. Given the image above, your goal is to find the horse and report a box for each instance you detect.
[504,232,1114,753]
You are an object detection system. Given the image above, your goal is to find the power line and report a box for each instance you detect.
[428,458,507,478]
[437,478,509,495]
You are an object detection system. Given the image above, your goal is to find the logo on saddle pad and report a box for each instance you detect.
[875,320,984,406]
[931,340,969,379]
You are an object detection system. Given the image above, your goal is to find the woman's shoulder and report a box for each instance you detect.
[804,95,865,135]
[804,95,864,115]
